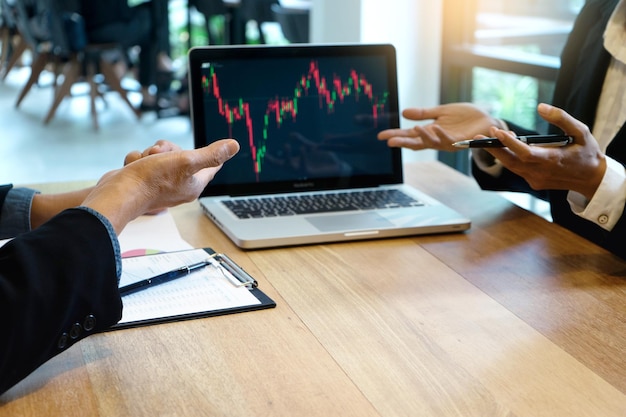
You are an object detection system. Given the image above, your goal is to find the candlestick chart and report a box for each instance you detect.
[198,56,394,184]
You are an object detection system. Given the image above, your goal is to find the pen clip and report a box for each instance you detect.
[213,253,258,288]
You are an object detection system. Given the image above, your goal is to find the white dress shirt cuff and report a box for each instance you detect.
[567,157,626,231]
[471,149,504,177]
[470,119,508,177]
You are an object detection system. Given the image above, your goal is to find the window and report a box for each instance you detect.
[439,0,583,172]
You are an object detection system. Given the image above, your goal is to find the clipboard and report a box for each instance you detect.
[111,248,276,330]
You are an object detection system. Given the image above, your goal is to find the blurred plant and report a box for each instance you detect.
[471,44,555,132]
[473,67,538,129]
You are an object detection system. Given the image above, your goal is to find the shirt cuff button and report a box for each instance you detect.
[598,214,609,225]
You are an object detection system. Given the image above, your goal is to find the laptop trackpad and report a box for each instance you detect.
[305,212,393,232]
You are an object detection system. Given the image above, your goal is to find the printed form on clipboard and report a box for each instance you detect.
[113,248,276,329]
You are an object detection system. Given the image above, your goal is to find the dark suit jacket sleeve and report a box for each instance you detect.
[0,208,123,394]
[471,0,626,259]
[0,185,12,211]
[545,0,626,259]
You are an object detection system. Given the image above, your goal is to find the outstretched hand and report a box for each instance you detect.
[83,139,240,234]
[121,140,185,215]
[378,103,505,151]
[123,140,183,165]
[485,103,606,200]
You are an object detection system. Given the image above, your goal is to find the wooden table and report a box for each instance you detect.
[1,161,625,416]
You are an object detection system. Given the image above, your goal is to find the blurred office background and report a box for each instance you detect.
[0,0,583,218]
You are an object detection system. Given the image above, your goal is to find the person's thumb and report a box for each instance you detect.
[201,139,240,168]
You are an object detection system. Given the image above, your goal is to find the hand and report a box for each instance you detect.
[123,140,182,166]
[377,103,505,152]
[29,141,186,229]
[486,103,606,200]
[121,140,184,215]
[82,139,240,234]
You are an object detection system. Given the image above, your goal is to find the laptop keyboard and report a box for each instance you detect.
[222,189,424,219]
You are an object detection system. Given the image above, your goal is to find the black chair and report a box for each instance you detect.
[271,3,309,44]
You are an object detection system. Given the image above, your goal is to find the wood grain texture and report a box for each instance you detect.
[2,161,625,416]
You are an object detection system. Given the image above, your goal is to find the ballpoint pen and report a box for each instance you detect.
[452,134,574,148]
[119,259,212,296]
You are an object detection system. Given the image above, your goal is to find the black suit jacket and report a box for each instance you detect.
[473,0,626,259]
[0,185,10,212]
[0,207,122,395]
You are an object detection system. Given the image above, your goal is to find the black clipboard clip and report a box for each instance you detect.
[211,253,258,288]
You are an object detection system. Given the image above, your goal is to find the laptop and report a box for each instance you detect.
[188,43,470,249]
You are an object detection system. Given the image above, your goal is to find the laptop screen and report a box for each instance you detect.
[188,44,402,197]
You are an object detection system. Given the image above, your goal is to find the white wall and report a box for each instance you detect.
[309,0,363,43]
[310,0,442,162]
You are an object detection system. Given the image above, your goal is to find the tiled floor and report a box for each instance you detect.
[0,66,194,185]
[0,19,287,186]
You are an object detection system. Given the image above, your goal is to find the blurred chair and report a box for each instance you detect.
[9,0,58,89]
[1,0,30,80]
[271,3,308,44]
[14,0,140,130]
[188,0,231,45]
[1,0,17,77]
[238,0,278,44]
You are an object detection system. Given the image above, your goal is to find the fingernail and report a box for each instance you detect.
[225,140,240,158]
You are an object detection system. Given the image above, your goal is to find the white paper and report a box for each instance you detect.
[118,249,261,326]
[118,210,193,258]
[1,210,191,253]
